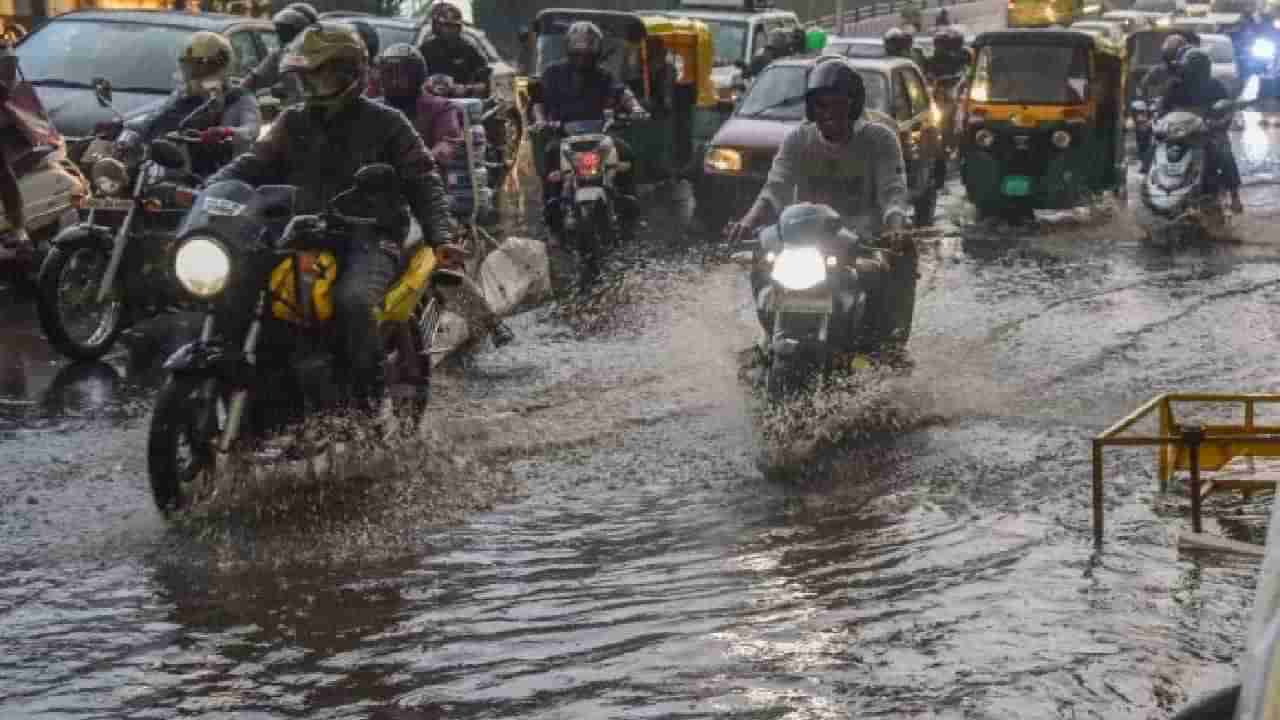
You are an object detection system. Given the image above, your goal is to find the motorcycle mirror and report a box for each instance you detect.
[149,139,186,170]
[353,163,398,194]
[92,77,113,108]
[1242,74,1262,103]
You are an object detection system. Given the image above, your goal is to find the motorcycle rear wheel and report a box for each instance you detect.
[36,236,125,361]
[148,375,223,515]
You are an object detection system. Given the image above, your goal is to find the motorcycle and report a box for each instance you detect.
[1139,77,1259,245]
[931,71,966,188]
[541,111,638,291]
[735,203,876,401]
[145,163,453,514]
[35,78,215,362]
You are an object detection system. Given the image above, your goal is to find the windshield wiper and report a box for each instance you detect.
[740,94,806,118]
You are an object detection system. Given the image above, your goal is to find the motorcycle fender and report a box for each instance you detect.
[50,223,111,249]
[575,187,607,205]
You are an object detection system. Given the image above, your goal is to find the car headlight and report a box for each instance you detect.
[174,236,231,299]
[91,157,128,197]
[258,120,273,142]
[1157,16,1171,26]
[1253,37,1276,61]
[705,147,743,173]
[771,246,827,291]
[975,128,996,148]
[931,102,943,125]
[1052,130,1072,149]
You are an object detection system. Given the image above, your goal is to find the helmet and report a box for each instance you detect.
[1162,33,1189,65]
[883,27,913,57]
[346,19,379,60]
[805,57,865,122]
[272,3,317,46]
[429,1,464,38]
[935,26,964,52]
[376,42,425,99]
[281,23,368,110]
[178,31,234,96]
[424,73,454,97]
[566,21,604,58]
[1179,46,1211,84]
[768,28,791,52]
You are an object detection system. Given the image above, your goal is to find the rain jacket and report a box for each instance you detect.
[208,95,453,249]
[759,119,910,238]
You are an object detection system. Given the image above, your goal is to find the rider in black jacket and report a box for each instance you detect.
[1160,47,1243,213]
[209,23,456,414]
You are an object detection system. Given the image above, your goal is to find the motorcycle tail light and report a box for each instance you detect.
[574,151,602,178]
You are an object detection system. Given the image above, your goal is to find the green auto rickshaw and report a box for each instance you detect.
[524,9,722,186]
[961,29,1128,219]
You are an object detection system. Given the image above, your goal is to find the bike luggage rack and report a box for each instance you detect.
[1093,393,1279,554]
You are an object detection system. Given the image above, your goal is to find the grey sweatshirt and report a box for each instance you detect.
[759,117,911,238]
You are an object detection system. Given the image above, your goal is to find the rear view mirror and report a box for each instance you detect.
[93,77,113,108]
[353,163,398,194]
[149,139,186,170]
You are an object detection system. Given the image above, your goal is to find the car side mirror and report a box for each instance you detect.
[149,139,186,170]
[354,163,398,194]
[93,77,113,108]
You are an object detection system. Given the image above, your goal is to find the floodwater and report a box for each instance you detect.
[3,134,1279,718]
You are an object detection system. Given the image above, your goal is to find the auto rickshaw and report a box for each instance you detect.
[1008,0,1088,27]
[524,9,722,186]
[961,29,1127,219]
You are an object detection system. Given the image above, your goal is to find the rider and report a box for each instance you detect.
[747,28,795,79]
[419,2,489,99]
[531,21,648,234]
[207,23,456,414]
[0,46,30,259]
[883,27,915,61]
[132,32,260,177]
[376,44,461,163]
[726,58,916,356]
[242,2,318,104]
[1136,34,1188,174]
[924,27,968,80]
[1160,46,1245,213]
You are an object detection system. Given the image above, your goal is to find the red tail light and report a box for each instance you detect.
[573,151,602,177]
[174,187,195,208]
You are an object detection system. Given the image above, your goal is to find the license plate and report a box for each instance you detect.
[776,292,833,314]
[1001,175,1032,197]
[83,197,134,211]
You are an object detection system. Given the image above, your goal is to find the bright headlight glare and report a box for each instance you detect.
[1253,38,1276,60]
[175,237,230,299]
[705,147,743,173]
[771,246,827,291]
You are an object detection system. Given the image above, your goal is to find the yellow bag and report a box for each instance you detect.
[270,251,338,325]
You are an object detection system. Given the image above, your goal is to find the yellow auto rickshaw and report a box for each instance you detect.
[523,9,721,184]
[1008,0,1089,27]
[961,29,1127,219]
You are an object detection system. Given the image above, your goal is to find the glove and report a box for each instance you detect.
[434,243,469,269]
[199,127,233,145]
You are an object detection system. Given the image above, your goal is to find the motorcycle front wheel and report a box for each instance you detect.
[36,235,125,361]
[147,375,224,514]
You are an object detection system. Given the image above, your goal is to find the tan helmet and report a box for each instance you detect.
[179,31,235,95]
[280,23,367,109]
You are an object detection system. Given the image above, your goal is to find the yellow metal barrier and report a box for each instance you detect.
[1093,393,1280,549]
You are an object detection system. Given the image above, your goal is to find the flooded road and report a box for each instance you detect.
[3,145,1280,717]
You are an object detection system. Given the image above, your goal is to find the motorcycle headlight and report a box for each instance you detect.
[771,246,827,291]
[975,128,996,148]
[1253,38,1277,61]
[705,147,743,173]
[174,236,231,299]
[1052,130,1072,149]
[931,102,943,125]
[91,157,128,197]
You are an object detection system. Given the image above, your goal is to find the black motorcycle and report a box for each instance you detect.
[35,78,219,361]
[146,164,448,514]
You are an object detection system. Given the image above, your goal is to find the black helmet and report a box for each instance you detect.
[346,19,379,60]
[883,27,913,57]
[805,57,865,122]
[273,3,318,46]
[377,42,425,99]
[1161,33,1189,65]
[1179,46,1211,84]
[935,26,964,52]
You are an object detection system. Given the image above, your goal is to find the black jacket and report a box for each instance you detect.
[420,35,490,92]
[208,95,453,249]
[1159,76,1230,117]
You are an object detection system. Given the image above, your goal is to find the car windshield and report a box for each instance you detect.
[970,44,1090,104]
[703,19,748,67]
[1203,36,1235,63]
[16,19,192,93]
[736,65,888,120]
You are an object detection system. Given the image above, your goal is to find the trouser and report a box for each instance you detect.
[1206,132,1242,193]
[542,135,637,230]
[333,241,398,411]
[1136,124,1153,173]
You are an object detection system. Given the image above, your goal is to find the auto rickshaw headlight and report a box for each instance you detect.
[705,147,743,173]
[975,129,996,148]
[1052,130,1072,149]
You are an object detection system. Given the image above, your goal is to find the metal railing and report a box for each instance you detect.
[1092,393,1280,549]
[813,0,984,33]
